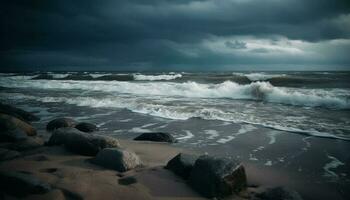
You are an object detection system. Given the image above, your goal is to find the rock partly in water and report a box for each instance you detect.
[8,137,44,151]
[0,148,20,161]
[134,132,177,143]
[253,187,303,200]
[0,114,36,142]
[47,128,120,156]
[0,171,51,197]
[188,155,247,198]
[92,148,142,172]
[0,103,40,122]
[46,117,77,131]
[165,153,198,179]
[75,122,98,133]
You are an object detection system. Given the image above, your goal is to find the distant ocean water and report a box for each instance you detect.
[0,71,349,140]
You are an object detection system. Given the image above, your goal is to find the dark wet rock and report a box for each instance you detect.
[188,155,247,198]
[75,122,98,133]
[165,153,198,179]
[8,137,44,151]
[0,148,20,161]
[31,74,54,80]
[118,176,138,185]
[47,128,120,156]
[46,117,77,131]
[253,187,303,200]
[0,114,35,142]
[92,148,142,172]
[0,170,51,197]
[134,132,177,143]
[0,103,40,122]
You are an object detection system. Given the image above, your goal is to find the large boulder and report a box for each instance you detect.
[134,132,177,143]
[0,171,51,197]
[253,187,303,200]
[0,103,40,122]
[47,128,120,156]
[75,122,98,133]
[92,148,142,172]
[188,155,247,198]
[0,148,20,161]
[0,114,36,142]
[165,153,198,179]
[46,117,76,131]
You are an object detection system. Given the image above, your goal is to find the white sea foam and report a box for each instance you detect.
[237,124,257,136]
[323,154,345,181]
[89,73,112,78]
[133,73,182,81]
[217,136,235,144]
[177,130,194,140]
[204,130,220,139]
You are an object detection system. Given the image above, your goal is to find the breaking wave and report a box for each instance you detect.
[0,76,349,109]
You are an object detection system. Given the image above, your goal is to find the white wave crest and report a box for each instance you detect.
[0,76,349,109]
[133,73,182,81]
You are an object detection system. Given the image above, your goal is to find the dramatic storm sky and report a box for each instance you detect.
[1,0,350,71]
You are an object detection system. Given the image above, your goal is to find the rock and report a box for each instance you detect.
[47,128,120,156]
[165,153,198,179]
[0,114,36,141]
[188,155,247,198]
[0,103,40,122]
[8,137,44,151]
[92,148,142,172]
[0,171,51,197]
[75,122,98,133]
[0,148,20,161]
[46,117,76,131]
[253,187,303,200]
[134,132,177,143]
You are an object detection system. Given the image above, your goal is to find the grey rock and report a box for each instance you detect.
[0,171,51,197]
[134,132,177,143]
[0,113,37,142]
[0,148,20,161]
[92,148,142,172]
[165,153,198,179]
[0,103,40,122]
[188,155,247,198]
[47,128,120,156]
[253,187,303,200]
[46,117,76,131]
[75,122,98,133]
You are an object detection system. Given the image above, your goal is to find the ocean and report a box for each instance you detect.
[0,71,349,199]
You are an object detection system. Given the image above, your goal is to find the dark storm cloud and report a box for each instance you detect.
[0,0,350,71]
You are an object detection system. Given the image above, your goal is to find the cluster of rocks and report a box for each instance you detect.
[165,153,303,200]
[165,153,247,198]
[0,103,43,161]
[0,103,303,199]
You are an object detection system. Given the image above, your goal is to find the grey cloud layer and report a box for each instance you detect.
[0,0,349,70]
